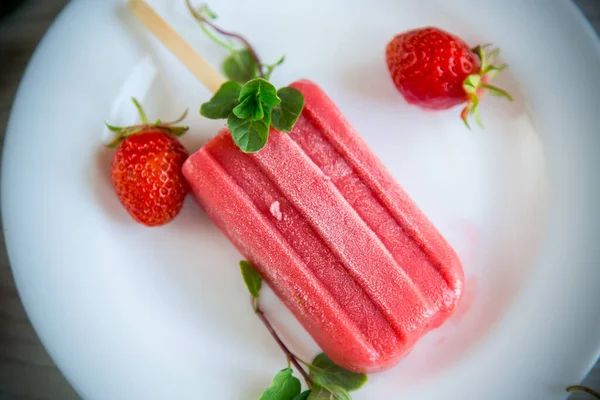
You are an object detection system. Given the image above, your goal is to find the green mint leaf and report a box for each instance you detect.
[308,353,367,392]
[232,96,265,121]
[271,87,304,133]
[252,100,265,121]
[258,368,301,400]
[200,81,242,119]
[232,96,255,119]
[239,78,281,109]
[228,112,270,153]
[239,260,262,298]
[293,391,311,400]
[223,49,259,84]
[307,385,351,400]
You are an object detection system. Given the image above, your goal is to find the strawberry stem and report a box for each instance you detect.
[461,44,512,128]
[104,99,189,148]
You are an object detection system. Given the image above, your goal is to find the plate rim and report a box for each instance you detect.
[2,1,600,398]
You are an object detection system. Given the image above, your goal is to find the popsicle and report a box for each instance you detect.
[182,79,464,373]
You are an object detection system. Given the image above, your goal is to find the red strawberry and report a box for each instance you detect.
[106,99,189,227]
[385,26,512,127]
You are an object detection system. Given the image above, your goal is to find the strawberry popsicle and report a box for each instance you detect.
[182,79,464,373]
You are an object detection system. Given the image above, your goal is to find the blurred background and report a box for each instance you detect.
[0,1,599,399]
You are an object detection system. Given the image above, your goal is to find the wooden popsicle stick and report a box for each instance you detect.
[128,0,226,94]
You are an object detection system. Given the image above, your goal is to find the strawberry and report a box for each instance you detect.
[106,98,189,227]
[385,26,512,127]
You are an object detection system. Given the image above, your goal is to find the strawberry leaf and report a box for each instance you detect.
[105,123,124,133]
[481,83,513,100]
[463,75,480,93]
[473,107,484,128]
[461,44,512,128]
[163,126,189,137]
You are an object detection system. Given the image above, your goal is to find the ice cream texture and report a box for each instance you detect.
[182,79,464,373]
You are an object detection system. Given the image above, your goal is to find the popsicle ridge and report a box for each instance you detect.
[248,129,434,341]
[184,146,394,367]
[204,133,402,361]
[289,80,464,317]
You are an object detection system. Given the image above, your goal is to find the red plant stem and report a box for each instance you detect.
[567,385,600,399]
[186,0,264,77]
[254,304,313,387]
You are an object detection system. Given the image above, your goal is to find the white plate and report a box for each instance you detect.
[2,1,600,399]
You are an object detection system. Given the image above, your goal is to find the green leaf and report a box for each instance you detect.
[228,112,270,153]
[481,83,514,101]
[223,49,259,84]
[463,74,480,94]
[239,260,262,298]
[233,79,279,123]
[473,107,484,128]
[307,385,351,400]
[232,96,267,121]
[293,391,312,400]
[163,126,189,137]
[484,64,507,80]
[271,87,304,133]
[259,368,302,400]
[469,93,479,113]
[308,353,367,392]
[239,78,281,108]
[252,100,265,121]
[232,96,255,119]
[105,123,124,133]
[200,81,242,119]
[486,48,501,65]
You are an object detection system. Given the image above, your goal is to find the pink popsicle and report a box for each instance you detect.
[182,79,464,373]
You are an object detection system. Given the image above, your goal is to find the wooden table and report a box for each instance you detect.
[1,1,599,399]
